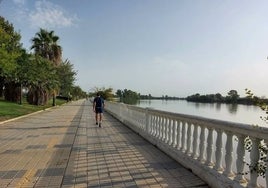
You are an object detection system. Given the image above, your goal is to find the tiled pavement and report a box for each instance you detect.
[0,100,209,188]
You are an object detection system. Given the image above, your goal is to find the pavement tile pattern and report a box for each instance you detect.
[0,100,209,188]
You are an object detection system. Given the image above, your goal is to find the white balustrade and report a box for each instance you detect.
[105,101,268,188]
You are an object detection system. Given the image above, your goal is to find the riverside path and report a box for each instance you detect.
[0,99,209,188]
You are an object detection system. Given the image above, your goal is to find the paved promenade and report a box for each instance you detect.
[0,100,209,188]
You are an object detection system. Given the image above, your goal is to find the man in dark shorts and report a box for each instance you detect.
[93,93,105,127]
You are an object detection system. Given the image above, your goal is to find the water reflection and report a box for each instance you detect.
[215,103,221,111]
[122,98,139,105]
[227,104,238,114]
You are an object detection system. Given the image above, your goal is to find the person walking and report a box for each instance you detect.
[93,92,105,127]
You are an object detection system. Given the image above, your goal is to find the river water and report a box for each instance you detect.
[135,99,267,127]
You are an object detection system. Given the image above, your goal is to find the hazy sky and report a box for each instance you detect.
[1,0,268,97]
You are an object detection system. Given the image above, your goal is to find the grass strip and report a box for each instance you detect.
[0,99,67,122]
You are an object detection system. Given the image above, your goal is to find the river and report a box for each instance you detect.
[135,99,267,127]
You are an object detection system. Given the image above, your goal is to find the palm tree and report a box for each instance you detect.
[30,29,62,105]
[31,28,62,66]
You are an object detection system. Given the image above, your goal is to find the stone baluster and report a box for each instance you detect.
[192,123,199,159]
[135,111,138,125]
[198,126,206,163]
[160,116,164,140]
[206,128,213,166]
[165,117,170,143]
[133,111,137,125]
[153,115,157,136]
[148,114,151,132]
[169,118,172,144]
[248,137,260,188]
[156,116,160,138]
[158,116,161,140]
[154,115,158,136]
[148,114,152,135]
[186,123,192,155]
[214,129,223,171]
[151,115,154,136]
[176,120,181,150]
[181,121,186,152]
[152,115,155,136]
[168,119,172,145]
[161,117,165,141]
[142,112,145,129]
[172,119,177,147]
[234,134,246,183]
[224,131,234,177]
[136,111,139,127]
[161,116,165,141]
[158,116,161,139]
[153,115,157,137]
[163,117,167,142]
[139,112,142,128]
[165,117,168,142]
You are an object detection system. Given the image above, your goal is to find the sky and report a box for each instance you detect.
[1,0,268,97]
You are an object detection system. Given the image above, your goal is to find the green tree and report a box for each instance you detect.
[226,90,240,103]
[90,87,114,100]
[120,89,140,104]
[215,93,224,102]
[26,56,59,105]
[0,16,23,101]
[57,59,77,97]
[116,89,123,102]
[71,85,87,100]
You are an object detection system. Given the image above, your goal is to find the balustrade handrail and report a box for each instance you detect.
[105,101,268,188]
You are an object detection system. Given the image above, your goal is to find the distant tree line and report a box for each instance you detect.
[186,89,268,105]
[0,16,86,105]
[113,88,268,106]
[114,89,183,104]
